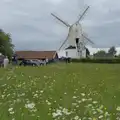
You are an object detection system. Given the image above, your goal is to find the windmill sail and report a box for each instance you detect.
[78,6,90,22]
[82,34,94,44]
[58,34,69,51]
[51,13,70,27]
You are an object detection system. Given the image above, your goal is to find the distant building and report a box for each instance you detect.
[15,51,58,61]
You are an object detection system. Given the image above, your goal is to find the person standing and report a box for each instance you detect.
[3,56,9,68]
[12,55,18,65]
[45,57,48,65]
[0,53,4,67]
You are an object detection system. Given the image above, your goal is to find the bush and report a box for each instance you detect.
[71,58,120,64]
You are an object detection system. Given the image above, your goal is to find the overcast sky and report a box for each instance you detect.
[0,0,120,51]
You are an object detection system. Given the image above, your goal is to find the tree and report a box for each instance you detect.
[0,29,14,59]
[117,54,120,58]
[108,46,116,56]
[93,50,106,58]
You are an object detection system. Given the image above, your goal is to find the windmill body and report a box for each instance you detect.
[51,6,94,59]
[66,23,86,58]
[68,23,82,46]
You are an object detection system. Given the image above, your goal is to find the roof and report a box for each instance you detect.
[15,51,58,59]
[65,46,88,50]
[65,46,76,50]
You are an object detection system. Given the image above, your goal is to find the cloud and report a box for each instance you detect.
[46,0,64,5]
[0,0,120,51]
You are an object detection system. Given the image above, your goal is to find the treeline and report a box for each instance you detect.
[71,47,120,64]
[0,29,14,59]
[71,58,120,64]
[93,46,119,58]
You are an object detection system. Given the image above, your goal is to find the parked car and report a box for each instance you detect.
[38,60,46,65]
[19,59,39,66]
[30,60,40,66]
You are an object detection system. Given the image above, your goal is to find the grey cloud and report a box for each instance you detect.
[0,0,120,51]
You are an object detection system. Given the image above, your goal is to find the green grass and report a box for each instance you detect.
[0,63,120,120]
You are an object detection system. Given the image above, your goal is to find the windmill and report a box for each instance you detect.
[51,5,94,59]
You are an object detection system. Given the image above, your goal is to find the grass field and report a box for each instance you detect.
[0,63,120,120]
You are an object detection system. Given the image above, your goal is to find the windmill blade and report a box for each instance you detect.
[51,13,70,27]
[58,34,69,51]
[78,6,90,22]
[82,34,94,44]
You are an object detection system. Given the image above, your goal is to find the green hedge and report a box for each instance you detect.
[71,58,120,64]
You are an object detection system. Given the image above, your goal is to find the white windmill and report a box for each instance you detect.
[51,6,94,59]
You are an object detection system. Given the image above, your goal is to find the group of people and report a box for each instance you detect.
[0,53,9,68]
[0,53,18,68]
[0,53,50,68]
[65,57,71,63]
